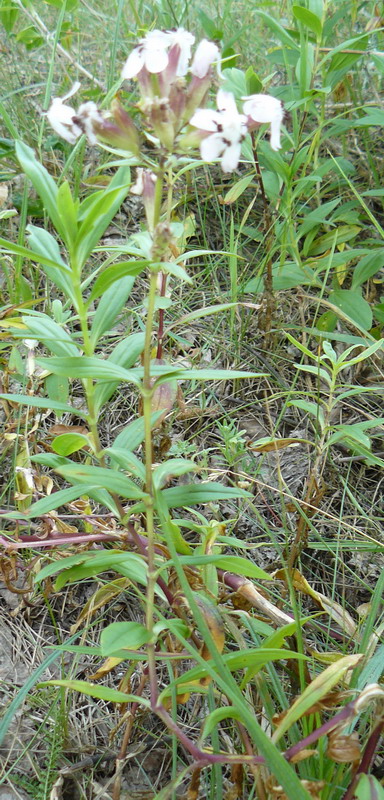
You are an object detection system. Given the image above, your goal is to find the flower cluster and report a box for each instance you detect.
[46,27,284,173]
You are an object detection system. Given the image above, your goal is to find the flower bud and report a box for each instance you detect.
[131,168,158,231]
[142,96,175,151]
[92,99,140,155]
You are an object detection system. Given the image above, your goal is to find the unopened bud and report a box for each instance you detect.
[92,99,140,155]
[131,168,158,231]
[151,222,173,262]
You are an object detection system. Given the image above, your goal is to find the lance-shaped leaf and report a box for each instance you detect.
[15,141,66,241]
[90,276,136,346]
[35,356,141,386]
[0,393,87,417]
[88,259,149,302]
[158,554,271,582]
[75,165,131,268]
[272,654,363,743]
[153,458,196,490]
[93,332,145,414]
[35,550,149,589]
[159,649,308,699]
[37,680,150,706]
[55,464,146,500]
[100,621,150,656]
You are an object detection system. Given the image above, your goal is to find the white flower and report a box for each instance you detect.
[191,39,220,78]
[121,29,172,79]
[242,94,284,150]
[46,83,103,145]
[190,90,248,172]
[46,82,82,144]
[75,101,104,145]
[167,28,195,76]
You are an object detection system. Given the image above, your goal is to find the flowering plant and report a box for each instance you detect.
[47,26,284,173]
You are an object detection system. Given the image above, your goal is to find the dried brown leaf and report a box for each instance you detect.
[327,731,360,763]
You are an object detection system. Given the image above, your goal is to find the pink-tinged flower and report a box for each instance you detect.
[189,89,248,172]
[191,39,220,78]
[46,82,82,144]
[166,28,195,77]
[121,29,171,79]
[242,94,284,150]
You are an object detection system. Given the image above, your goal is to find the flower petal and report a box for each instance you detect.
[216,89,238,115]
[242,94,283,124]
[191,39,220,78]
[189,108,221,132]
[220,142,241,172]
[270,118,282,150]
[200,133,224,162]
[144,47,169,74]
[121,48,144,79]
[46,99,81,144]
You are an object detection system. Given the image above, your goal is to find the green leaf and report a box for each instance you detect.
[308,225,361,256]
[197,9,223,40]
[56,180,78,247]
[153,458,196,490]
[294,363,332,385]
[0,393,86,417]
[254,10,300,50]
[167,303,238,329]
[93,332,145,414]
[37,680,150,706]
[0,234,69,272]
[35,356,141,386]
[35,550,149,588]
[100,622,150,656]
[287,399,325,429]
[111,412,163,451]
[160,648,308,691]
[45,373,69,405]
[161,482,250,509]
[25,225,77,305]
[272,654,362,743]
[90,276,135,345]
[160,555,271,582]
[75,166,131,267]
[355,774,384,800]
[221,67,247,100]
[200,706,243,741]
[352,250,384,288]
[21,314,80,356]
[51,433,90,456]
[26,484,98,517]
[245,67,262,95]
[223,175,254,204]
[0,1,19,33]
[15,141,65,241]
[88,260,148,302]
[159,260,192,283]
[292,6,322,39]
[328,289,373,331]
[105,448,146,482]
[55,464,146,500]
